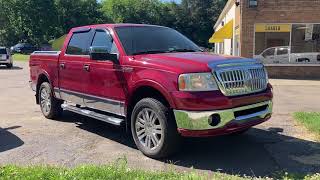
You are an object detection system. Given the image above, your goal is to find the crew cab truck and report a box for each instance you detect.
[29,24,273,158]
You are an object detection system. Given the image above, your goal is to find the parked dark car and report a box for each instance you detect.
[11,43,37,54]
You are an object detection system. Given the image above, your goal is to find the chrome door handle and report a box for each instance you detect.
[59,63,65,69]
[83,64,90,72]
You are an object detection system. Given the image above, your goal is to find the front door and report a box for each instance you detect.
[83,29,126,116]
[58,29,94,105]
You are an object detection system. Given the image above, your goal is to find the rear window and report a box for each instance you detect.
[0,49,7,54]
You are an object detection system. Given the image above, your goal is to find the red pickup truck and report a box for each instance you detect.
[29,24,273,158]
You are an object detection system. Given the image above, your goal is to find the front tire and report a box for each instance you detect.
[131,98,181,159]
[6,63,12,68]
[39,82,63,119]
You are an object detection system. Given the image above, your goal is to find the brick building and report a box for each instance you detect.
[210,0,320,65]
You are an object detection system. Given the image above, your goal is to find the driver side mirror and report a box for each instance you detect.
[89,46,118,63]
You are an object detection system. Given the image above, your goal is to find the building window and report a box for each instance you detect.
[254,23,320,64]
[248,0,257,8]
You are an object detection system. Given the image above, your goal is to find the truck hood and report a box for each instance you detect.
[133,52,244,73]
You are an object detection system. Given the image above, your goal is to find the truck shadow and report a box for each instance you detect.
[59,112,320,177]
[0,126,24,153]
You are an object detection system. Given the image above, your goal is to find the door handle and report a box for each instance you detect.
[59,63,65,69]
[83,64,90,72]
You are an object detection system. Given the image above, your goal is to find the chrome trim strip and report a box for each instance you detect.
[32,51,61,56]
[174,100,272,130]
[61,104,124,126]
[58,88,125,117]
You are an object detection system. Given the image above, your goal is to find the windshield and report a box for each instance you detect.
[115,26,201,55]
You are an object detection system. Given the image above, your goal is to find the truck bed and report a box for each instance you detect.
[29,51,61,92]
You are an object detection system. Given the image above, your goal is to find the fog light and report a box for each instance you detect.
[208,114,221,127]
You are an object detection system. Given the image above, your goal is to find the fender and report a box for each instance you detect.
[129,79,177,109]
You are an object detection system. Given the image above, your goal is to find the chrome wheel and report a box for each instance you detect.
[40,87,51,115]
[135,108,163,150]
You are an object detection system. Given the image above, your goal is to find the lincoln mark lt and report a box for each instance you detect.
[29,24,273,158]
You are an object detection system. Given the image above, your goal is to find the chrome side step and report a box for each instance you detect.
[61,104,124,126]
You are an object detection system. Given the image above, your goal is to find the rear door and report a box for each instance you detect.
[58,29,94,105]
[82,29,126,116]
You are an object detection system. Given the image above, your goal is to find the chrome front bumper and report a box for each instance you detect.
[174,100,273,130]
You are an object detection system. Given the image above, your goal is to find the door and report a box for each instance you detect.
[261,47,276,64]
[58,29,94,105]
[83,29,126,116]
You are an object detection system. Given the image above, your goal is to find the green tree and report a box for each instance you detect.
[0,0,103,47]
[170,0,227,47]
[101,0,165,25]
[54,0,104,36]
[100,0,227,47]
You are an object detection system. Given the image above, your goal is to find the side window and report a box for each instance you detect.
[66,31,92,55]
[91,30,118,54]
[277,48,288,55]
[263,48,275,57]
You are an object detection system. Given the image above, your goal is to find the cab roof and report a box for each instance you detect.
[70,23,166,32]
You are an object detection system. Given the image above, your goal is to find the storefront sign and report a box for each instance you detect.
[255,24,291,32]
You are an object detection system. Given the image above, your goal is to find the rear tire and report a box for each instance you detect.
[6,63,12,68]
[131,98,181,159]
[39,82,63,119]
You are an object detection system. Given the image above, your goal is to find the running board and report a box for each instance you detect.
[61,104,124,126]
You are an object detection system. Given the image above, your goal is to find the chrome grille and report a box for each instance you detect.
[213,64,268,96]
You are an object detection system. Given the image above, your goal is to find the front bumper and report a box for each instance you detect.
[174,100,272,137]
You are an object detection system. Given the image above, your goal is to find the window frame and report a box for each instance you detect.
[90,29,119,54]
[65,29,94,56]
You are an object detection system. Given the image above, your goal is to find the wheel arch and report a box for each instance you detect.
[126,81,176,126]
[35,72,51,104]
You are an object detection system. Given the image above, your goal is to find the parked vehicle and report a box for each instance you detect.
[29,24,273,158]
[0,47,13,68]
[11,43,37,54]
[254,46,320,64]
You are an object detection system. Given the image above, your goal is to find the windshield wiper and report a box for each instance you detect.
[167,48,199,53]
[132,50,168,55]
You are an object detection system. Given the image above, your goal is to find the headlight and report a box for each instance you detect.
[178,72,219,91]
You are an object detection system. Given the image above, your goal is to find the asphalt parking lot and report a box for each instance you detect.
[1,62,320,177]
